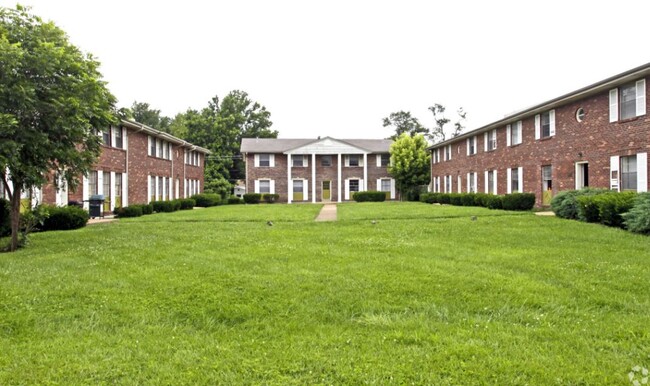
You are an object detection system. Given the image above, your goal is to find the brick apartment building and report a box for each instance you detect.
[429,63,650,206]
[2,119,210,213]
[240,137,395,203]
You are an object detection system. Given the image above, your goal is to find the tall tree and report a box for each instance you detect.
[383,111,429,140]
[130,101,171,132]
[389,133,431,201]
[429,104,467,143]
[0,5,116,251]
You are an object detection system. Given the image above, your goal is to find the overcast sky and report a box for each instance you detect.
[4,1,650,139]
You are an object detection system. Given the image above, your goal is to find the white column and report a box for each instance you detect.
[311,153,316,203]
[337,153,342,203]
[363,153,368,191]
[287,154,292,204]
[110,171,116,211]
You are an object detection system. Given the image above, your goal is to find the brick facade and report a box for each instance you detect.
[241,138,396,203]
[430,65,650,206]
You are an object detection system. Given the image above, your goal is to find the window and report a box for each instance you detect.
[349,179,359,192]
[292,180,304,201]
[541,111,551,138]
[292,156,304,167]
[114,127,123,149]
[508,121,522,146]
[444,145,452,161]
[486,129,496,151]
[321,155,332,167]
[576,108,585,123]
[535,110,555,139]
[103,172,110,197]
[445,175,452,193]
[621,156,637,191]
[433,149,440,163]
[610,80,646,122]
[380,154,390,167]
[259,154,270,167]
[115,173,122,198]
[156,139,163,158]
[621,82,638,120]
[163,141,169,160]
[259,180,271,194]
[468,172,476,193]
[150,176,156,202]
[102,129,111,146]
[158,177,164,200]
[380,179,391,192]
[348,155,360,167]
[508,167,522,193]
[467,136,477,155]
[487,170,496,194]
[89,171,98,195]
[149,137,156,156]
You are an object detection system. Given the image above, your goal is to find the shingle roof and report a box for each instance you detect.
[240,137,392,153]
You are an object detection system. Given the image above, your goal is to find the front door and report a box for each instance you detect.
[542,165,553,205]
[322,181,331,201]
[575,162,589,189]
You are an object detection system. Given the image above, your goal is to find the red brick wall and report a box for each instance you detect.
[431,75,650,206]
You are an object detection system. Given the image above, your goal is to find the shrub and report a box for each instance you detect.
[171,200,182,212]
[141,204,154,215]
[448,193,463,206]
[460,193,476,207]
[263,193,280,204]
[473,193,490,208]
[192,193,222,207]
[438,193,451,205]
[551,188,609,219]
[243,193,262,204]
[419,193,436,204]
[227,196,244,205]
[486,195,503,210]
[40,205,89,231]
[0,198,11,237]
[593,191,637,228]
[152,201,176,213]
[178,199,195,210]
[501,193,536,211]
[115,205,143,218]
[353,191,387,202]
[576,195,601,223]
[623,193,650,234]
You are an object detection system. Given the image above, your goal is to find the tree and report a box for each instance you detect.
[388,133,431,201]
[130,101,171,132]
[429,104,466,143]
[382,111,429,140]
[0,5,116,251]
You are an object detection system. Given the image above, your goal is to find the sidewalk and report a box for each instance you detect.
[315,204,337,222]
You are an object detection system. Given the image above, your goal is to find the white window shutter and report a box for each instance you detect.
[376,179,381,191]
[390,179,396,199]
[254,180,260,193]
[269,154,275,167]
[493,170,498,194]
[123,173,129,206]
[147,136,152,156]
[609,88,619,122]
[303,179,308,200]
[359,157,364,167]
[534,114,541,140]
[518,167,523,192]
[457,176,461,193]
[376,154,381,166]
[549,110,556,136]
[610,156,620,191]
[344,156,349,167]
[97,171,104,195]
[637,152,648,192]
[270,180,275,194]
[506,125,511,147]
[344,179,350,200]
[484,171,489,193]
[507,168,512,194]
[254,154,260,167]
[466,173,470,193]
[484,132,488,152]
[473,173,478,193]
[303,155,308,167]
[466,138,470,156]
[360,179,365,191]
[636,79,646,116]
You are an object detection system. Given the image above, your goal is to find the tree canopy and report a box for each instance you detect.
[383,104,466,143]
[382,111,428,140]
[0,5,116,250]
[388,133,431,201]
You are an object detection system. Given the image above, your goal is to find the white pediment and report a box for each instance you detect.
[284,137,368,155]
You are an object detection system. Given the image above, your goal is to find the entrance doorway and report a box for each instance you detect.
[575,162,589,189]
[542,165,553,205]
[322,180,331,201]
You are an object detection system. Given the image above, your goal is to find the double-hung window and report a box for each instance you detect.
[621,156,637,191]
[292,156,304,167]
[507,121,522,146]
[259,154,270,167]
[114,128,123,149]
[508,167,523,193]
[444,145,452,161]
[611,80,646,121]
[259,179,271,194]
[485,129,497,151]
[321,155,332,167]
[535,111,555,139]
[380,153,390,167]
[467,136,477,155]
[348,155,360,167]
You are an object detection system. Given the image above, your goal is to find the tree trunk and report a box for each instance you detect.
[9,185,21,252]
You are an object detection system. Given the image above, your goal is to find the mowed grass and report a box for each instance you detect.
[1,203,649,384]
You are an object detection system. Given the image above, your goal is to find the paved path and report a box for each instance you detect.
[315,204,337,222]
[535,211,555,216]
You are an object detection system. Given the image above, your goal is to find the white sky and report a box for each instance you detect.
[4,1,650,139]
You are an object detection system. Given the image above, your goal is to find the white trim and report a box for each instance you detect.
[518,167,523,192]
[303,178,309,201]
[493,170,498,194]
[110,171,116,211]
[506,125,511,147]
[337,153,342,202]
[457,175,461,193]
[507,168,512,194]
[484,170,489,194]
[269,154,275,167]
[549,109,556,136]
[637,152,648,192]
[609,88,619,122]
[363,154,368,190]
[483,132,488,152]
[344,179,350,200]
[390,179,396,199]
[254,154,260,167]
[610,156,620,191]
[376,154,382,167]
[97,170,104,195]
[287,153,292,203]
[534,114,541,139]
[254,179,260,194]
[148,175,152,203]
[312,153,316,203]
[636,79,646,117]
[269,180,275,194]
[123,173,128,207]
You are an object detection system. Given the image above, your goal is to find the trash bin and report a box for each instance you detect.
[89,194,105,218]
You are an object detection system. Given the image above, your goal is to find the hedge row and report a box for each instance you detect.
[353,191,386,202]
[243,193,279,204]
[114,203,154,218]
[191,194,221,207]
[40,205,89,231]
[420,192,536,211]
[552,188,650,234]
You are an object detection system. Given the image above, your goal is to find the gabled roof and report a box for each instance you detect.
[428,61,650,150]
[120,119,211,154]
[240,137,392,153]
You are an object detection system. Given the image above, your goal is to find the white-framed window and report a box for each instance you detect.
[89,171,98,195]
[611,79,646,122]
[467,136,477,155]
[380,178,391,192]
[102,129,111,146]
[444,175,452,193]
[292,155,308,167]
[507,121,522,146]
[467,172,477,193]
[255,153,274,167]
[535,110,555,139]
[485,129,497,151]
[349,179,359,192]
[377,153,390,167]
[621,155,637,191]
[114,127,123,149]
[507,167,523,193]
[444,145,452,161]
[485,170,497,194]
[258,179,271,194]
[346,155,363,167]
[433,149,440,164]
[321,155,332,167]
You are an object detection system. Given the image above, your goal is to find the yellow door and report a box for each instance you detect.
[322,181,331,201]
[293,180,304,201]
[542,190,553,206]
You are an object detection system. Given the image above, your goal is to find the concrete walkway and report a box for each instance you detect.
[315,204,337,222]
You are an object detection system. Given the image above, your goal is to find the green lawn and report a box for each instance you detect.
[1,203,649,384]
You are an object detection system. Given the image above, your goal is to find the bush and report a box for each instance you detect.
[551,188,609,220]
[243,193,262,204]
[353,191,387,202]
[227,196,244,205]
[473,193,490,208]
[40,205,89,231]
[486,195,503,210]
[178,199,195,210]
[460,193,476,207]
[141,204,153,215]
[438,193,451,205]
[448,193,463,206]
[501,193,536,211]
[593,191,637,228]
[152,201,176,213]
[263,193,280,204]
[624,193,650,234]
[192,193,222,207]
[576,195,601,223]
[0,198,11,237]
[419,193,437,204]
[114,205,143,218]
